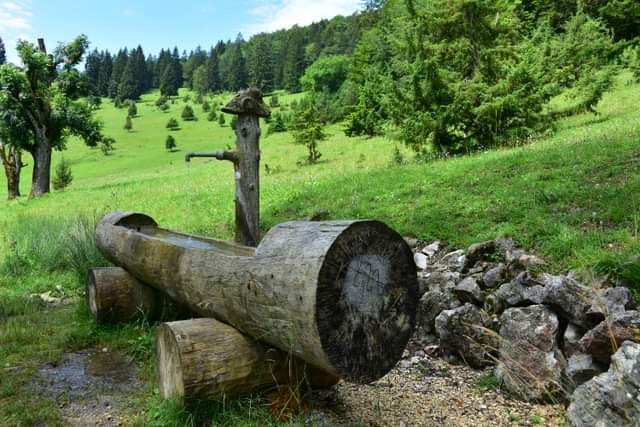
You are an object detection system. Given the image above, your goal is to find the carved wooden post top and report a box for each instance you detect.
[221,88,271,118]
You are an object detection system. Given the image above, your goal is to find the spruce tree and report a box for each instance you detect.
[0,36,5,64]
[52,158,73,190]
[206,48,221,92]
[181,105,196,121]
[124,115,133,131]
[160,58,181,96]
[228,42,247,91]
[192,64,209,96]
[165,134,177,151]
[109,48,128,99]
[248,35,274,92]
[218,114,226,126]
[85,49,102,95]
[98,51,113,97]
[127,102,137,117]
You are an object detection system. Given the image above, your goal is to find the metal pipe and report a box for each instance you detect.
[185,151,225,162]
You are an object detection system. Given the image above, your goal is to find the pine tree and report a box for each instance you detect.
[166,118,179,130]
[160,58,181,96]
[85,49,102,95]
[98,51,113,97]
[218,114,226,126]
[282,28,307,92]
[181,105,196,121]
[206,47,221,92]
[124,115,133,131]
[207,110,217,121]
[228,42,247,91]
[192,64,209,96]
[248,35,274,92]
[165,135,177,151]
[52,158,73,190]
[127,102,137,117]
[109,49,128,99]
[0,36,5,64]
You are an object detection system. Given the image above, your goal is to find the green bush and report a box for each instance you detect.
[166,118,179,130]
[52,158,73,191]
[127,102,137,117]
[181,105,196,121]
[207,110,217,122]
[124,115,132,131]
[165,135,177,151]
[202,101,211,112]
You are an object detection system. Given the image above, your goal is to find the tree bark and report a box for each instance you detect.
[233,114,260,246]
[1,144,22,200]
[87,267,191,324]
[29,128,52,198]
[156,318,338,400]
[96,212,418,383]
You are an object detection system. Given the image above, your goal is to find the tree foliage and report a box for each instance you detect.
[0,35,111,197]
[291,101,325,163]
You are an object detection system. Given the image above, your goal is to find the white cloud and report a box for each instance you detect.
[244,0,361,35]
[0,0,33,64]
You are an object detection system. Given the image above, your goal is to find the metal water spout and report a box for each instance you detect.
[184,88,270,247]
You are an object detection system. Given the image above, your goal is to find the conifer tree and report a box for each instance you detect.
[206,47,221,92]
[109,48,128,99]
[124,115,133,131]
[228,41,247,91]
[0,36,5,64]
[165,134,176,151]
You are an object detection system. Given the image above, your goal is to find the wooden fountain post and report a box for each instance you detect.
[185,88,270,246]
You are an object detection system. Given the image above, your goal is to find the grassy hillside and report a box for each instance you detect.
[1,75,638,424]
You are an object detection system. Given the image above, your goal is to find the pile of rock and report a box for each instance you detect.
[410,237,639,426]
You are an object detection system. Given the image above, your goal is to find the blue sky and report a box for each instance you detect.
[0,0,362,64]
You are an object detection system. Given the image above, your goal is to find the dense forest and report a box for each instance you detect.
[81,0,640,156]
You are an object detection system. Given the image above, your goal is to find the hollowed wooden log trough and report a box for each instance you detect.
[96,211,418,383]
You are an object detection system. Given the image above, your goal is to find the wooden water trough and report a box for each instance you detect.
[95,211,418,386]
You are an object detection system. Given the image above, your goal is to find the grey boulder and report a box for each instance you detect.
[567,342,640,427]
[580,310,640,364]
[435,303,498,368]
[496,305,566,401]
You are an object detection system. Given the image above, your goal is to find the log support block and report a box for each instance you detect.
[87,267,190,324]
[156,318,338,400]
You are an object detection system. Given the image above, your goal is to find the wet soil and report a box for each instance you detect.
[34,348,143,426]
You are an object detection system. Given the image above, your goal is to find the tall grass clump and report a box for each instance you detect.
[0,212,109,283]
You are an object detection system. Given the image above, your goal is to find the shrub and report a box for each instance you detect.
[52,158,73,190]
[100,137,115,156]
[207,110,217,122]
[270,94,279,107]
[158,103,170,112]
[155,96,168,107]
[127,102,137,117]
[87,96,102,109]
[166,118,179,130]
[202,101,211,112]
[181,105,196,121]
[218,114,226,126]
[165,135,177,151]
[267,112,287,135]
[230,116,238,131]
[124,115,132,131]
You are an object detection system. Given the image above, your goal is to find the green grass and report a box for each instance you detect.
[1,75,639,424]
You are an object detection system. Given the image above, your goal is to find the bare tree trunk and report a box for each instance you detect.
[0,143,22,200]
[233,114,261,246]
[29,129,52,198]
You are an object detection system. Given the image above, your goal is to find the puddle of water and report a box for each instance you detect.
[86,351,135,384]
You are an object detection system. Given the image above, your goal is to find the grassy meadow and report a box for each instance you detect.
[1,74,639,425]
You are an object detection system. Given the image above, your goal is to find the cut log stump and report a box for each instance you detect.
[87,267,190,324]
[156,318,338,400]
[97,212,419,383]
